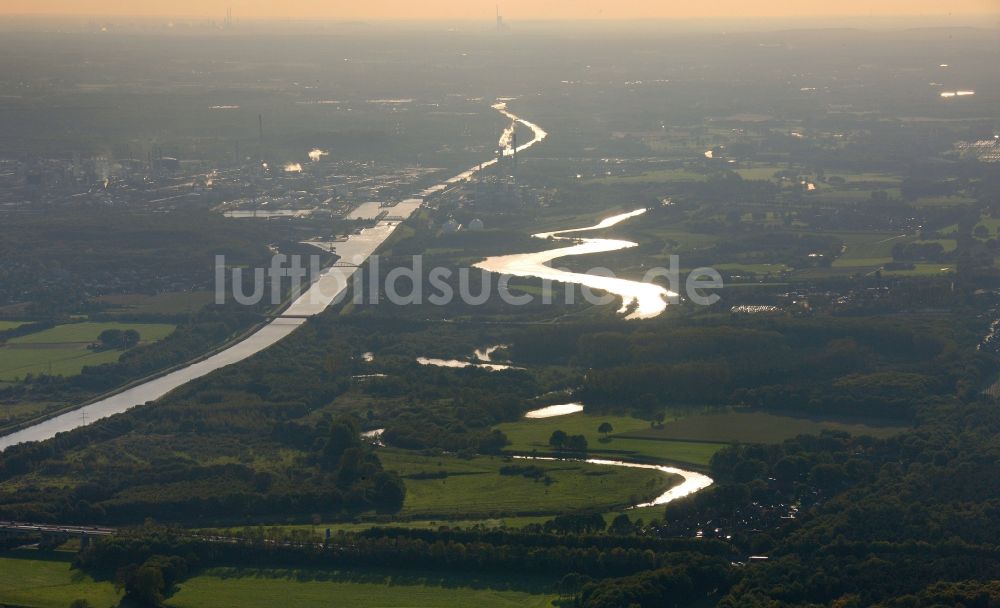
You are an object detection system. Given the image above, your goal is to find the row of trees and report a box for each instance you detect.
[74,523,734,606]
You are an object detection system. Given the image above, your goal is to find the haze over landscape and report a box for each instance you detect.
[1,0,997,20]
[0,3,998,608]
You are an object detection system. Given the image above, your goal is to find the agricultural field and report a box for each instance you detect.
[0,552,120,608]
[0,322,176,381]
[832,231,911,262]
[8,322,176,345]
[622,410,909,444]
[0,553,557,608]
[171,567,557,608]
[495,412,724,467]
[0,347,124,382]
[0,321,28,331]
[732,165,788,181]
[610,221,722,259]
[880,262,955,276]
[586,168,708,184]
[527,206,632,234]
[378,448,679,518]
[497,410,907,469]
[802,229,955,278]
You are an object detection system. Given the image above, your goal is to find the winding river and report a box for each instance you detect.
[515,455,713,508]
[517,405,713,506]
[475,209,678,320]
[0,101,548,451]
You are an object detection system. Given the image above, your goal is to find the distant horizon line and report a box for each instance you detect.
[0,12,996,21]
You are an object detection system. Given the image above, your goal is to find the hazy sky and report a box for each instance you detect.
[2,1,997,20]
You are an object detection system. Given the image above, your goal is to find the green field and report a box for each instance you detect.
[495,413,724,467]
[378,449,679,517]
[623,410,908,444]
[0,348,124,382]
[0,553,121,608]
[605,221,721,260]
[646,228,722,253]
[819,231,953,277]
[171,567,556,608]
[527,206,632,234]
[0,322,176,380]
[9,322,176,345]
[0,554,556,608]
[0,320,29,331]
[587,168,708,184]
[880,263,954,277]
[823,231,914,272]
[497,410,907,468]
